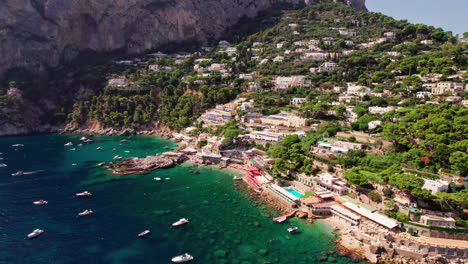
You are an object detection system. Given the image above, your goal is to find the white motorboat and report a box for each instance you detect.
[70,148,76,151]
[233,176,242,180]
[72,163,77,166]
[33,200,48,205]
[78,209,94,216]
[12,144,24,147]
[78,144,83,146]
[80,137,87,141]
[27,229,44,239]
[120,139,128,143]
[84,139,93,143]
[124,150,130,153]
[171,253,193,263]
[0,163,7,168]
[172,218,189,227]
[113,155,122,160]
[154,177,161,181]
[287,226,298,233]
[138,230,151,237]
[165,177,171,180]
[96,147,102,150]
[11,171,24,177]
[75,191,92,197]
[273,216,287,223]
[64,142,73,146]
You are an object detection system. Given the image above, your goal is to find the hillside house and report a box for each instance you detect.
[319,62,338,72]
[431,82,465,94]
[290,98,307,105]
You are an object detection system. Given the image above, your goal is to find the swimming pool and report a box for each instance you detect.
[286,188,304,198]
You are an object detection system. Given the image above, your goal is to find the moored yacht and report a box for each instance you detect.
[172,218,189,227]
[113,155,122,160]
[64,142,73,146]
[33,200,48,205]
[138,230,151,237]
[273,216,287,223]
[80,137,87,141]
[171,253,193,263]
[287,226,298,233]
[154,177,161,181]
[11,144,24,147]
[78,209,94,216]
[11,171,24,177]
[27,229,44,239]
[0,163,7,168]
[120,139,128,143]
[96,147,102,150]
[75,191,92,197]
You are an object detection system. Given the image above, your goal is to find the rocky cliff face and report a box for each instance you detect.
[0,0,365,78]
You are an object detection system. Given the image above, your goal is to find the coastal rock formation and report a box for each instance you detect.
[100,152,187,175]
[0,0,366,78]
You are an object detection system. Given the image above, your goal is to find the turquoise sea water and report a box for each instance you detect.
[0,134,360,264]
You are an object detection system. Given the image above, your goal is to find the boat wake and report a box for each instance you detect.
[23,170,45,175]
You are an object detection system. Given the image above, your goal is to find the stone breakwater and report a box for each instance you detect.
[100,152,187,175]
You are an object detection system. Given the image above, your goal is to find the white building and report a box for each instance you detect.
[421,40,433,45]
[368,106,395,114]
[273,56,284,62]
[346,83,371,96]
[245,131,284,142]
[319,62,338,72]
[290,98,307,105]
[422,179,449,194]
[239,102,254,111]
[384,32,396,39]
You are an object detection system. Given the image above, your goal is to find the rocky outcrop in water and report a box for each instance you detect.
[0,0,366,78]
[100,152,187,175]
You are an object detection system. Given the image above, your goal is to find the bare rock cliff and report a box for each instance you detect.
[0,0,365,77]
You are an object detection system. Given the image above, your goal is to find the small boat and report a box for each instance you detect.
[11,171,24,177]
[120,139,128,143]
[75,191,92,197]
[138,230,151,237]
[33,200,48,205]
[273,216,287,223]
[70,148,76,151]
[84,139,93,143]
[0,163,7,168]
[78,144,83,146]
[11,144,24,147]
[71,163,77,166]
[64,142,73,146]
[154,177,161,181]
[96,147,102,150]
[27,229,44,239]
[165,177,171,180]
[80,137,87,141]
[124,150,130,153]
[78,209,94,216]
[233,176,242,180]
[172,218,189,227]
[171,253,193,263]
[287,226,298,233]
[113,155,122,160]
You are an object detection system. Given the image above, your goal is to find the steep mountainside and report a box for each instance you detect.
[0,0,366,78]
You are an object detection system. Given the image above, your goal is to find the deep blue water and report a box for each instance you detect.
[0,134,358,264]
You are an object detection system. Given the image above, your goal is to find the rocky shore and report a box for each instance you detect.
[99,152,187,175]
